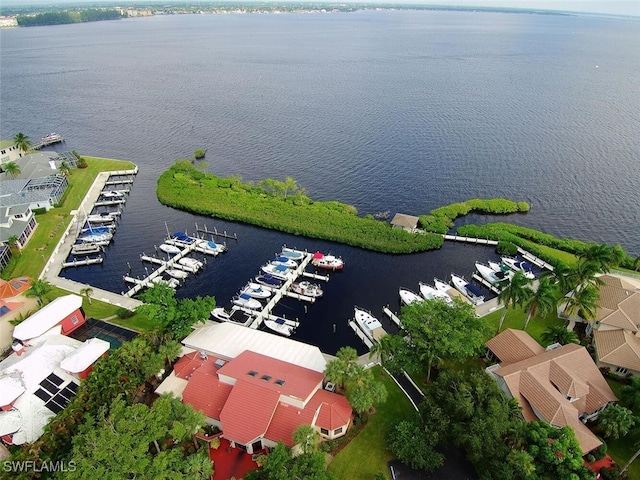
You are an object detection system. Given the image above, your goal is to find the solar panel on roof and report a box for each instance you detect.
[52,393,72,408]
[45,400,65,414]
[0,306,9,316]
[67,382,79,393]
[34,388,52,402]
[39,378,58,394]
[46,373,64,387]
[57,387,75,403]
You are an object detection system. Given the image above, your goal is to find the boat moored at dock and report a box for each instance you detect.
[233,293,262,310]
[450,273,485,305]
[418,281,453,304]
[254,274,284,288]
[353,306,386,343]
[264,318,294,336]
[159,243,181,255]
[311,252,344,270]
[399,287,423,306]
[290,281,323,298]
[261,263,293,280]
[476,262,510,285]
[241,283,272,299]
[501,257,535,279]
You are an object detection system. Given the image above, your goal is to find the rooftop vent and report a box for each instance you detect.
[274,379,285,386]
[247,371,258,377]
[199,351,208,360]
[261,375,272,382]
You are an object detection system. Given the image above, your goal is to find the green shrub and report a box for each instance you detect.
[586,454,596,463]
[32,208,47,215]
[194,149,206,160]
[496,241,518,256]
[600,466,621,480]
[593,441,607,460]
[116,307,134,319]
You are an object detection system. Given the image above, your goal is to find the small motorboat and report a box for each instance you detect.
[264,318,294,336]
[290,281,323,298]
[159,243,181,255]
[79,232,112,243]
[354,306,383,343]
[81,225,113,234]
[501,257,535,280]
[399,287,423,306]
[476,262,510,285]
[488,260,514,278]
[233,293,262,310]
[271,255,298,268]
[450,273,484,305]
[100,190,126,199]
[434,277,469,304]
[197,239,226,255]
[87,211,119,223]
[171,231,197,245]
[178,257,203,270]
[241,283,272,299]
[151,276,179,289]
[166,269,189,280]
[211,307,232,321]
[261,263,292,280]
[255,274,284,287]
[418,281,453,304]
[280,247,305,260]
[71,243,103,256]
[311,252,344,270]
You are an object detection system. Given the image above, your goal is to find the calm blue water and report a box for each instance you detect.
[1,11,639,353]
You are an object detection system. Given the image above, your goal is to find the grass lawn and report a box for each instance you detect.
[482,305,564,345]
[532,243,579,266]
[605,378,640,479]
[1,156,135,280]
[328,367,415,480]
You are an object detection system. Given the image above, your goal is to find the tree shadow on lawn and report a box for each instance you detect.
[388,445,478,480]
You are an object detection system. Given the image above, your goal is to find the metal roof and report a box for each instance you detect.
[13,294,83,342]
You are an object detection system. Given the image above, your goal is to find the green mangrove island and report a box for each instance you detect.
[157,161,637,267]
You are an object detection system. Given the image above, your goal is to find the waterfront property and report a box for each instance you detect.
[0,204,37,250]
[588,275,640,377]
[486,328,617,453]
[0,140,23,164]
[156,322,352,454]
[389,213,420,233]
[12,294,85,344]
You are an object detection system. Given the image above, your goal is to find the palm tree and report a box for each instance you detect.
[3,161,21,179]
[324,346,358,393]
[596,404,635,439]
[59,161,71,176]
[13,132,31,154]
[579,243,626,273]
[545,262,575,296]
[25,279,52,307]
[563,283,599,322]
[496,271,531,333]
[7,234,20,254]
[369,334,404,372]
[522,276,557,331]
[621,377,640,411]
[540,324,579,346]
[80,287,94,305]
[572,257,605,291]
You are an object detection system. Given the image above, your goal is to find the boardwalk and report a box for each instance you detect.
[40,167,142,311]
[31,133,64,150]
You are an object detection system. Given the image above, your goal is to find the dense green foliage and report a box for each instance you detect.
[194,149,206,159]
[391,299,491,380]
[458,223,635,269]
[245,442,336,480]
[66,395,212,480]
[157,161,443,253]
[418,198,530,233]
[17,9,122,26]
[5,335,182,479]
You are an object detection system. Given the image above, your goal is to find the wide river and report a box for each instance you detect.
[1,10,639,353]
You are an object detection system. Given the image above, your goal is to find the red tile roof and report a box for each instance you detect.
[220,380,280,445]
[264,402,316,447]
[307,389,352,431]
[182,366,232,420]
[217,350,324,401]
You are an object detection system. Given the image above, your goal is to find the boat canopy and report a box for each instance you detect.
[466,284,484,297]
[239,293,251,301]
[172,232,195,243]
[313,252,324,259]
[521,262,533,272]
[274,264,288,273]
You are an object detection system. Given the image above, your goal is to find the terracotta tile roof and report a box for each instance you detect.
[488,330,616,453]
[182,365,232,420]
[264,403,316,447]
[594,276,640,332]
[307,389,352,431]
[220,380,280,445]
[594,329,640,372]
[486,328,545,364]
[0,277,32,299]
[217,350,324,402]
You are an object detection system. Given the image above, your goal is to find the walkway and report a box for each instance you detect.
[40,168,142,310]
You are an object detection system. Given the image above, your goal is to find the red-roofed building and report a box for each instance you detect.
[158,349,352,454]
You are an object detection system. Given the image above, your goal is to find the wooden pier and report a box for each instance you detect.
[383,307,402,328]
[195,223,238,241]
[61,257,103,268]
[349,321,374,348]
[104,178,135,186]
[471,273,501,295]
[518,248,555,271]
[443,235,499,246]
[32,134,64,150]
[95,199,126,207]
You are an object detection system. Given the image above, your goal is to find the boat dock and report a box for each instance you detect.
[383,306,402,328]
[349,321,374,348]
[518,247,555,271]
[94,198,126,207]
[443,235,499,246]
[195,223,238,241]
[472,273,501,295]
[61,257,103,268]
[32,133,64,150]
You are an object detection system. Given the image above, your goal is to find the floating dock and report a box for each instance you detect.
[383,307,402,328]
[61,257,103,268]
[32,133,64,150]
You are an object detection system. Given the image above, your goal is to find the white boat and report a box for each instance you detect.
[290,281,323,298]
[152,276,179,289]
[399,287,423,306]
[100,190,125,199]
[418,281,453,304]
[261,263,293,280]
[311,252,344,270]
[434,278,450,292]
[159,243,181,255]
[233,293,262,310]
[354,306,384,343]
[280,247,305,260]
[178,257,203,270]
[211,307,232,321]
[264,318,294,336]
[79,232,112,243]
[87,212,119,223]
[488,260,513,277]
[71,243,103,256]
[450,273,484,305]
[272,255,298,268]
[166,269,189,280]
[255,274,284,287]
[197,239,226,255]
[476,262,510,285]
[81,225,114,234]
[501,257,535,280]
[241,283,272,299]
